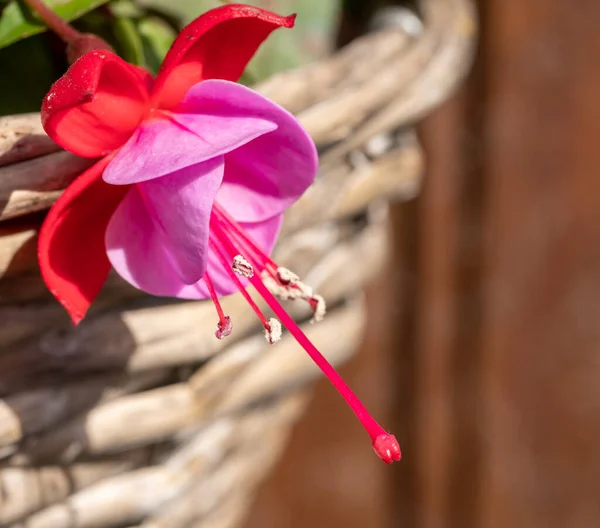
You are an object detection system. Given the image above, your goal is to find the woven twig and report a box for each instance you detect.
[0,449,155,525]
[0,114,59,168]
[0,152,93,220]
[0,370,172,448]
[9,392,308,528]
[0,298,360,522]
[321,0,476,166]
[138,396,304,528]
[19,296,364,463]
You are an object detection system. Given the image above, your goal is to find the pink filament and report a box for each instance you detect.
[213,204,277,271]
[208,211,401,464]
[208,236,269,327]
[204,271,227,325]
[213,205,313,300]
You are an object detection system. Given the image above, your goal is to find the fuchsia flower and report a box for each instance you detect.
[39,4,400,463]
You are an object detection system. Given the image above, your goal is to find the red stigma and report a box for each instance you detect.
[373,433,402,464]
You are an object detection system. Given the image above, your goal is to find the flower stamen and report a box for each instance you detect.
[276,267,299,285]
[232,255,254,278]
[213,205,325,317]
[261,270,301,300]
[264,318,282,344]
[309,294,326,323]
[216,316,233,340]
[203,271,232,339]
[209,214,401,463]
[213,205,276,270]
[209,238,270,328]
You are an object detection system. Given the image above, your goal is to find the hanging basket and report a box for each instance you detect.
[0,0,475,526]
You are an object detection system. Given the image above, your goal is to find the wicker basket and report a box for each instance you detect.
[0,0,475,526]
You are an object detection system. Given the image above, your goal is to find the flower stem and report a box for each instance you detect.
[203,271,228,326]
[22,0,114,63]
[22,0,81,43]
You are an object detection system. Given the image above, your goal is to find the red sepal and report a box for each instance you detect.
[38,155,129,325]
[42,51,153,158]
[151,4,295,110]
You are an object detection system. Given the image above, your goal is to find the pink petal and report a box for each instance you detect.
[106,158,223,295]
[178,214,283,300]
[178,80,318,223]
[103,107,276,186]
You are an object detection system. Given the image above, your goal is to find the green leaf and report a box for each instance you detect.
[0,0,111,49]
[113,16,144,66]
[109,0,144,19]
[137,16,174,74]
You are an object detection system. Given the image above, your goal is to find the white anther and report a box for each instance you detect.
[310,295,327,324]
[261,271,280,290]
[276,267,300,285]
[264,318,282,344]
[262,272,288,296]
[215,316,233,340]
[232,255,254,278]
[282,288,302,300]
[261,271,301,300]
[293,281,314,299]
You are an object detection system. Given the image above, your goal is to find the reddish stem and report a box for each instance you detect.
[203,271,228,326]
[22,0,81,42]
[22,0,114,62]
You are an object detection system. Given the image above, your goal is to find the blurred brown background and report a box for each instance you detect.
[244,0,600,527]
